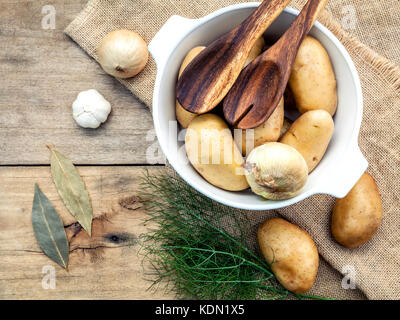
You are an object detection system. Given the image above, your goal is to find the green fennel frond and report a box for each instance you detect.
[139,170,329,300]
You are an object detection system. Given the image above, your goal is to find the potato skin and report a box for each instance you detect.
[258,218,319,294]
[176,46,205,128]
[331,173,383,248]
[289,36,337,116]
[236,98,284,156]
[185,114,249,191]
[280,110,334,173]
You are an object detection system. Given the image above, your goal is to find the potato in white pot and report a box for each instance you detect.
[289,36,337,116]
[280,110,334,173]
[185,114,248,191]
[235,98,284,156]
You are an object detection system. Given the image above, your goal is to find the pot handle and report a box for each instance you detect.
[319,144,368,198]
[149,15,196,69]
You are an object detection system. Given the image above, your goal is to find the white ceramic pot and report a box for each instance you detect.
[148,2,367,210]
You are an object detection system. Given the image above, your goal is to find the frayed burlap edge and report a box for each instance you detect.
[317,10,400,92]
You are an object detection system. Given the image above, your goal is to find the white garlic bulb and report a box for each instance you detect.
[72,89,111,129]
[245,142,308,200]
[98,30,148,79]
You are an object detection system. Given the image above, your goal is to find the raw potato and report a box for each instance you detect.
[280,110,334,173]
[235,98,284,156]
[244,37,265,67]
[331,173,383,248]
[176,46,206,128]
[258,218,319,294]
[185,114,249,191]
[289,36,337,116]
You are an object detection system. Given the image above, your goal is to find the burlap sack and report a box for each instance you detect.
[65,0,400,300]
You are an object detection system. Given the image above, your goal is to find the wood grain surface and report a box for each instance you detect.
[0,0,161,165]
[0,166,175,299]
[0,1,169,299]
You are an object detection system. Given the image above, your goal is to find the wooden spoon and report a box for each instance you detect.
[223,0,329,129]
[176,0,291,114]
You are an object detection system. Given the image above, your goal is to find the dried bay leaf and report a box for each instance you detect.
[32,184,69,269]
[48,147,93,236]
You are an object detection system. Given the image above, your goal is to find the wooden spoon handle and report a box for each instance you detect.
[236,0,291,46]
[274,0,329,59]
[176,0,290,114]
[222,0,329,129]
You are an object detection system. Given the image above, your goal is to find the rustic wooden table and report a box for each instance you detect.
[0,0,173,299]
